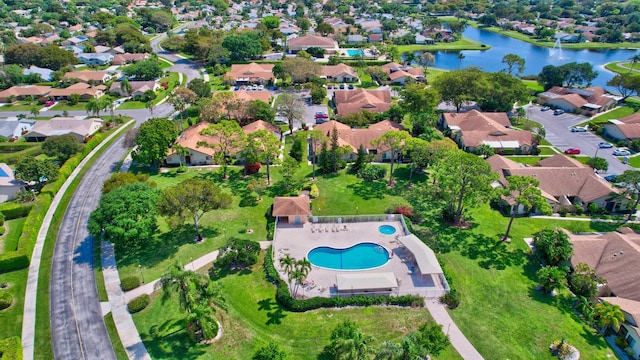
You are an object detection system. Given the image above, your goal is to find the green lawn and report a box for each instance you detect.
[522,80,544,93]
[0,269,28,339]
[426,68,447,83]
[51,101,90,112]
[1,102,41,112]
[589,106,636,124]
[133,253,461,360]
[397,37,488,52]
[627,155,640,168]
[117,100,147,110]
[1,217,27,253]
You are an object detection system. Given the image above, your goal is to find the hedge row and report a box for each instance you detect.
[128,294,150,313]
[0,145,43,165]
[264,247,424,312]
[0,127,122,273]
[0,202,33,220]
[0,336,22,360]
[0,143,40,153]
[339,60,391,67]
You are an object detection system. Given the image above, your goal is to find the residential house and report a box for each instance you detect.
[288,35,338,54]
[272,196,311,225]
[63,70,112,84]
[333,88,392,117]
[603,113,640,144]
[227,63,275,85]
[537,86,618,116]
[62,35,89,47]
[313,119,404,162]
[598,296,640,359]
[422,28,453,42]
[76,53,114,66]
[487,154,628,214]
[109,81,160,98]
[346,35,365,44]
[0,163,24,203]
[381,62,425,84]
[440,110,534,154]
[368,33,383,43]
[0,85,52,103]
[49,83,106,100]
[242,119,281,139]
[23,66,54,81]
[0,119,36,140]
[321,64,358,83]
[112,53,150,65]
[24,117,104,142]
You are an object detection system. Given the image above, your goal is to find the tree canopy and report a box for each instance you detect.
[122,58,163,81]
[538,62,598,90]
[14,157,59,192]
[132,118,178,167]
[532,229,573,266]
[222,33,263,61]
[41,134,83,163]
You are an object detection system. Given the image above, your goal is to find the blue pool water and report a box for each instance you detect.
[307,242,389,270]
[378,225,396,235]
[346,49,363,57]
[0,167,8,177]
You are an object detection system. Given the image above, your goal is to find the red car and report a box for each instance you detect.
[45,100,55,107]
[315,111,328,119]
[564,148,581,155]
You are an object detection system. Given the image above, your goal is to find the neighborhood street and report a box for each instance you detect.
[524,103,631,176]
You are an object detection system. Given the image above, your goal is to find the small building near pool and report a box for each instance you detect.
[335,272,399,297]
[272,196,311,225]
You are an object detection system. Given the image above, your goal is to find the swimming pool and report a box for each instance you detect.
[307,242,389,270]
[378,225,396,235]
[346,49,364,57]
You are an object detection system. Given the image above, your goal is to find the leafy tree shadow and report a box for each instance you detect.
[347,180,388,200]
[461,234,526,270]
[209,266,252,281]
[142,319,207,359]
[265,307,287,325]
[257,298,277,312]
[118,224,219,269]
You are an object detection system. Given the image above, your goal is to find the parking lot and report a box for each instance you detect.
[524,104,631,175]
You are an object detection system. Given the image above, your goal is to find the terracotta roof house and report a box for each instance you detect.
[49,83,106,100]
[381,63,426,84]
[487,154,628,214]
[166,120,281,166]
[232,89,272,104]
[109,81,160,98]
[287,35,338,53]
[321,64,358,83]
[0,163,24,203]
[0,85,51,102]
[24,117,104,143]
[111,53,150,65]
[63,70,113,84]
[333,88,392,117]
[272,196,311,224]
[441,110,534,154]
[227,63,275,84]
[598,296,640,358]
[537,86,618,116]
[603,113,640,144]
[313,120,405,162]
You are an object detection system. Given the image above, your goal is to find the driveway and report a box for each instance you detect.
[524,104,631,175]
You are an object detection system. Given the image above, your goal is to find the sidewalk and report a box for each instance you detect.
[102,242,151,360]
[425,300,484,360]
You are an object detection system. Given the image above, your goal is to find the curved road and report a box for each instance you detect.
[47,28,203,360]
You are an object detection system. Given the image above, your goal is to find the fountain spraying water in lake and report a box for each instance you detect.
[550,38,565,60]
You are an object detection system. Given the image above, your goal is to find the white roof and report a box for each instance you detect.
[397,234,443,275]
[335,272,398,291]
[482,140,521,149]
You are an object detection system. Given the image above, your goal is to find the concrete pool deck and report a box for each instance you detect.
[273,220,447,299]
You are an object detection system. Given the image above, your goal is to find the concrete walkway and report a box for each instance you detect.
[102,242,151,360]
[425,299,485,360]
[22,120,135,360]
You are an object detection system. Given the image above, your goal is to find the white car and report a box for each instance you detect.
[613,149,631,156]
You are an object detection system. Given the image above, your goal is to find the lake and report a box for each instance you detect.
[431,27,639,88]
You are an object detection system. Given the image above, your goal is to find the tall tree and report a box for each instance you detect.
[532,229,573,266]
[85,97,102,117]
[606,74,640,101]
[120,78,132,97]
[42,134,83,163]
[594,301,625,335]
[432,149,497,225]
[399,84,439,114]
[501,176,551,241]
[432,67,490,112]
[372,131,412,187]
[328,321,376,360]
[615,170,640,220]
[157,178,232,241]
[172,87,197,121]
[248,129,281,185]
[404,137,430,186]
[199,120,246,178]
[275,93,305,136]
[122,58,163,80]
[417,52,435,74]
[282,57,322,84]
[30,105,40,120]
[87,183,158,252]
[307,130,324,180]
[187,78,212,99]
[131,118,178,168]
[501,54,526,76]
[14,157,59,192]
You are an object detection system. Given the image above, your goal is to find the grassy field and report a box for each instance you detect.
[589,106,636,124]
[51,101,91,112]
[0,268,28,339]
[1,102,41,112]
[397,37,488,52]
[117,72,181,110]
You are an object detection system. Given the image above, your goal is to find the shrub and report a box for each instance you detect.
[0,336,21,360]
[176,165,188,173]
[358,165,386,182]
[0,202,33,219]
[615,336,629,349]
[440,289,460,309]
[558,208,568,217]
[0,292,13,310]
[120,276,141,291]
[127,294,150,313]
[0,212,4,226]
[308,184,319,198]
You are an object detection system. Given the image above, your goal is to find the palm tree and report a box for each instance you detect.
[120,78,132,97]
[173,144,190,166]
[594,301,625,335]
[376,332,426,360]
[402,51,416,66]
[100,95,115,120]
[279,254,295,292]
[330,321,376,360]
[30,105,40,120]
[85,97,101,117]
[145,101,155,117]
[629,54,640,71]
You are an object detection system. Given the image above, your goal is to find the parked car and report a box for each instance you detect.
[257,84,264,90]
[339,83,345,89]
[252,84,258,90]
[613,149,631,156]
[45,100,55,107]
[598,142,613,148]
[541,106,550,111]
[570,126,587,132]
[554,109,565,115]
[315,118,328,124]
[348,84,354,89]
[315,111,328,119]
[604,174,617,182]
[327,84,333,89]
[564,148,581,154]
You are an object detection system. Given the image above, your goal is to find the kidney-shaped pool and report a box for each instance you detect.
[307,242,390,270]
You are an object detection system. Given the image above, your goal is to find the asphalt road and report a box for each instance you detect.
[524,104,631,175]
[49,133,131,360]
